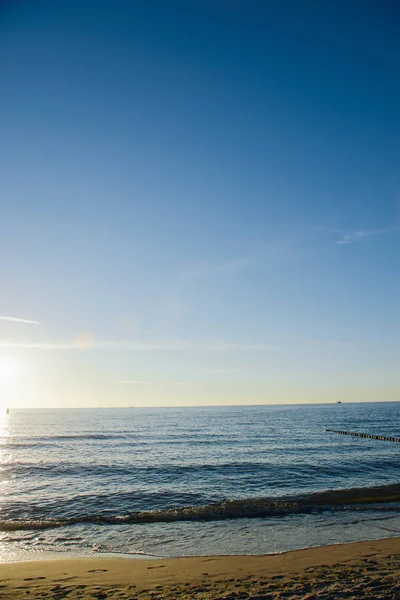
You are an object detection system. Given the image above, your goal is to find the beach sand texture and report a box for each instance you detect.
[0,537,398,599]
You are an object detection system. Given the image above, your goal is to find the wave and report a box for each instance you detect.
[0,434,122,443]
[0,482,398,531]
[0,432,234,443]
[3,455,399,478]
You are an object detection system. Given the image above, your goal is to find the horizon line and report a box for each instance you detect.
[6,399,399,410]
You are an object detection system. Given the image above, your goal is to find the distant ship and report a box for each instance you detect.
[336,401,342,404]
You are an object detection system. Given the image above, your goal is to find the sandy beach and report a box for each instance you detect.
[0,537,398,599]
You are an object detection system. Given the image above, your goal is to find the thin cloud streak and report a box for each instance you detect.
[0,337,358,352]
[122,380,186,386]
[336,228,393,245]
[0,316,40,325]
[181,257,251,278]
[0,340,189,351]
[0,338,277,352]
[300,339,353,347]
[210,340,277,351]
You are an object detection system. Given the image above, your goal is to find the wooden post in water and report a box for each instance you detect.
[326,429,400,443]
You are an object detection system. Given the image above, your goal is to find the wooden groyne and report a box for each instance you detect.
[326,429,400,443]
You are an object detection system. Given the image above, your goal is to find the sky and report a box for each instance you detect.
[0,0,399,408]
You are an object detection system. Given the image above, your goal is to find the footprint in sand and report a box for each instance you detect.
[88,569,108,572]
[201,558,217,563]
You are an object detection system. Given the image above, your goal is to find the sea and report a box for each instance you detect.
[0,402,399,561]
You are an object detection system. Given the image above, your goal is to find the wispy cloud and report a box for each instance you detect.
[181,257,251,278]
[335,228,393,245]
[209,340,277,351]
[0,316,39,325]
[180,234,304,279]
[0,339,189,351]
[122,380,186,386]
[0,338,277,353]
[300,338,352,347]
[1,336,355,353]
[205,367,239,374]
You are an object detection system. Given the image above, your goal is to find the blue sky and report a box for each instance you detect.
[0,0,399,407]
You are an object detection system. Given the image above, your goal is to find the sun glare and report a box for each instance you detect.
[0,356,22,414]
[0,356,21,382]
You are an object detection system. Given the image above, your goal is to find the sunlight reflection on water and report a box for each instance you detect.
[0,413,11,561]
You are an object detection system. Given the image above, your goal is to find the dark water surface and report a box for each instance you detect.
[0,403,399,559]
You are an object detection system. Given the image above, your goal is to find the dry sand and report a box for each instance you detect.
[0,537,398,599]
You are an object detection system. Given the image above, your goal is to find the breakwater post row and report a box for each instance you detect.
[326,429,400,443]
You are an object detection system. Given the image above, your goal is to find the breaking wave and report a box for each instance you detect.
[1,482,398,532]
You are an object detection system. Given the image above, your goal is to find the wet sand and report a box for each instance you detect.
[0,537,398,598]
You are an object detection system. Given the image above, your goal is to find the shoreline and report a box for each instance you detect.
[0,537,398,598]
[1,532,399,563]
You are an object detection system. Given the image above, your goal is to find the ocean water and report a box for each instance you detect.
[0,403,399,561]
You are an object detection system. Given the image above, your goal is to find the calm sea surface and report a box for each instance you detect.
[0,403,399,560]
